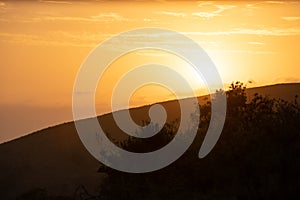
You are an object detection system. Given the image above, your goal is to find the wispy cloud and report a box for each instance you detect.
[157,3,237,19]
[143,18,154,22]
[38,0,72,4]
[208,49,277,55]
[282,16,300,21]
[41,12,130,23]
[245,3,260,9]
[248,41,265,45]
[0,31,111,47]
[192,11,220,19]
[156,11,187,17]
[1,26,299,49]
[231,28,300,36]
[1,12,131,23]
[192,4,236,19]
[182,27,300,36]
[264,1,285,4]
[93,13,129,21]
[197,1,214,7]
[243,3,261,16]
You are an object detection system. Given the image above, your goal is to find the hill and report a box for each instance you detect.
[0,83,300,199]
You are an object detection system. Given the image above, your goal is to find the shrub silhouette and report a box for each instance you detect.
[97,81,300,200]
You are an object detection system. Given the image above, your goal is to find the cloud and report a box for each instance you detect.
[192,12,220,19]
[192,4,236,19]
[0,1,5,7]
[38,0,72,4]
[41,12,130,23]
[0,11,131,23]
[0,31,111,47]
[264,1,284,4]
[245,3,260,9]
[91,13,130,21]
[282,17,300,21]
[1,26,299,49]
[182,27,300,36]
[156,2,236,19]
[208,49,277,55]
[143,18,154,22]
[197,1,214,7]
[248,41,265,45]
[243,3,261,16]
[156,11,187,17]
[215,5,237,12]
[231,28,300,36]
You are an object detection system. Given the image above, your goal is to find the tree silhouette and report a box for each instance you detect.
[96,81,300,200]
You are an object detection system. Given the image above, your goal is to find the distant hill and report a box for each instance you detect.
[246,83,300,103]
[0,83,299,199]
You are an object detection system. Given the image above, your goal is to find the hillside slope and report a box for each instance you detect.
[0,83,299,199]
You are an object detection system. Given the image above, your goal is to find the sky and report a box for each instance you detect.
[1,0,300,142]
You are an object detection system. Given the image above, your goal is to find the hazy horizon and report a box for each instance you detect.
[1,82,300,144]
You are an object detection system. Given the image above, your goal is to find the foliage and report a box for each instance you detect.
[97,81,300,199]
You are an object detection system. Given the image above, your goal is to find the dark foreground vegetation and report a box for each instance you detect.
[17,82,300,200]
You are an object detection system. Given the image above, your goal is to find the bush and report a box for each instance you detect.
[97,82,300,199]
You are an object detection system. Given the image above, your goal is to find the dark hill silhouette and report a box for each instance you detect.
[0,83,300,199]
[246,82,300,103]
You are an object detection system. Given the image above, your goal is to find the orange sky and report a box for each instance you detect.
[1,0,300,142]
